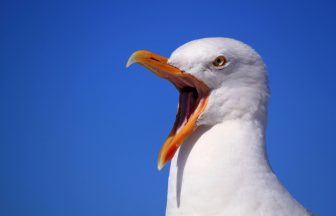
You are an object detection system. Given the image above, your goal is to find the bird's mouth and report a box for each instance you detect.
[127,50,210,170]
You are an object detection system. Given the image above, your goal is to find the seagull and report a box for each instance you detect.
[126,38,311,216]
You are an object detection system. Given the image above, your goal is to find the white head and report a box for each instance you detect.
[169,38,269,126]
[127,37,269,169]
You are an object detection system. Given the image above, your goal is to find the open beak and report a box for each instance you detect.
[126,50,210,170]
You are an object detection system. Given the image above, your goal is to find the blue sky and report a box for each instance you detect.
[1,0,335,215]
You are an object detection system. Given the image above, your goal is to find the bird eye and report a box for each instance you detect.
[212,56,227,68]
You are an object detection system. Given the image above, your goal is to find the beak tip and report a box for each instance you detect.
[157,160,165,171]
[126,58,134,68]
[126,51,143,68]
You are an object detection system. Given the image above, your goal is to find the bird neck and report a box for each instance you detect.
[170,118,271,188]
[166,118,279,214]
[166,118,309,215]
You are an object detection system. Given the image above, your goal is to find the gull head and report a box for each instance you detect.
[127,37,269,170]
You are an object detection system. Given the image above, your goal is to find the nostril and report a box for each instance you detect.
[150,57,160,62]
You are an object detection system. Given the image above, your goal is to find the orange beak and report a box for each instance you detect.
[126,50,210,170]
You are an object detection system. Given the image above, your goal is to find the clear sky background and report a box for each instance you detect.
[1,0,335,215]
